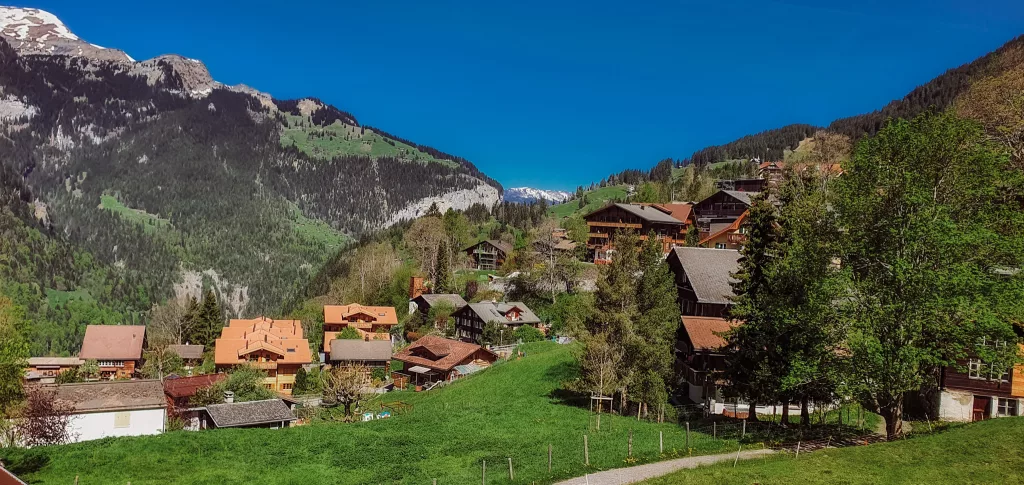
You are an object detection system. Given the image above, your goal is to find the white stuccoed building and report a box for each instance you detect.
[53,380,166,443]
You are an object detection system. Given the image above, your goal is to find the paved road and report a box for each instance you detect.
[553,448,774,485]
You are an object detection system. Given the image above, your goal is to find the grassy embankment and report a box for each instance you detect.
[549,185,628,219]
[643,417,1024,485]
[18,342,733,484]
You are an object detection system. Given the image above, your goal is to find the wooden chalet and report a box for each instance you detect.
[453,301,542,343]
[24,357,83,383]
[393,335,498,385]
[79,325,146,379]
[213,317,311,394]
[327,339,393,374]
[464,239,512,270]
[938,340,1023,422]
[675,316,737,408]
[715,178,766,192]
[698,210,748,250]
[323,304,398,356]
[666,247,740,318]
[583,203,692,263]
[689,190,756,242]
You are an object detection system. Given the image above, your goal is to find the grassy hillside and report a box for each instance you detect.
[280,114,458,168]
[643,418,1024,485]
[16,343,733,484]
[549,185,629,219]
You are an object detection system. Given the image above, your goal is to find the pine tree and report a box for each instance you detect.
[432,239,454,293]
[685,223,700,247]
[182,296,201,345]
[196,290,222,347]
[293,367,309,395]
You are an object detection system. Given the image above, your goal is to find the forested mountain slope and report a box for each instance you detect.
[684,34,1024,167]
[0,7,502,354]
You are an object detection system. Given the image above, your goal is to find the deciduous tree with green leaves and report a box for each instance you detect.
[833,111,1024,439]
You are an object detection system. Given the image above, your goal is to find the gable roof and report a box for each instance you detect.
[681,316,738,352]
[214,316,311,366]
[466,239,512,256]
[167,344,205,360]
[414,293,468,309]
[324,304,399,326]
[393,335,497,372]
[27,357,83,367]
[699,210,749,245]
[461,301,542,325]
[79,325,146,361]
[204,399,296,428]
[721,190,757,206]
[669,247,740,304]
[163,374,226,399]
[609,203,685,224]
[655,203,693,224]
[53,380,166,413]
[329,339,393,362]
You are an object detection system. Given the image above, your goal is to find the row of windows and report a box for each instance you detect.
[997,398,1018,416]
[967,359,1010,382]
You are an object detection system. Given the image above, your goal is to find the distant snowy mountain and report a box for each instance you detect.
[503,187,572,204]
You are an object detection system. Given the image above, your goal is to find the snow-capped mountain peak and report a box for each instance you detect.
[0,6,134,62]
[503,187,572,204]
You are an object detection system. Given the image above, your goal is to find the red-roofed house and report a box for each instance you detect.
[698,210,748,250]
[393,335,498,386]
[675,316,738,408]
[79,325,146,379]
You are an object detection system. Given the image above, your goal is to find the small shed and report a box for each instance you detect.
[201,399,297,429]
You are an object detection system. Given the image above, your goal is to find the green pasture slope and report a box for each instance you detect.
[20,342,732,484]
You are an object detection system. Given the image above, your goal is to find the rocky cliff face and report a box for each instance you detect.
[0,6,133,62]
[384,182,500,227]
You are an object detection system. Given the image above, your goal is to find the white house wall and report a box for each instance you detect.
[67,408,165,443]
[938,389,974,422]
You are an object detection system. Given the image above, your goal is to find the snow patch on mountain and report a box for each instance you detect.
[0,6,133,62]
[503,187,572,204]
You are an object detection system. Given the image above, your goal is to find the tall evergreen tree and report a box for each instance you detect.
[195,290,222,347]
[685,223,701,247]
[432,239,454,294]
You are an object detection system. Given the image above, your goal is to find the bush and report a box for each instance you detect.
[371,367,387,382]
[513,325,545,343]
[338,327,361,340]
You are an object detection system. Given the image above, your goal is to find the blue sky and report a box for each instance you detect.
[29,0,1024,190]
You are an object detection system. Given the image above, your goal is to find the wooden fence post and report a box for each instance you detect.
[628,429,633,457]
[685,422,690,449]
[733,445,742,467]
[508,457,514,481]
[584,435,590,466]
[742,420,746,438]
[482,460,486,485]
[795,441,801,459]
[548,444,553,472]
[713,422,717,440]
[659,430,663,454]
[433,479,437,485]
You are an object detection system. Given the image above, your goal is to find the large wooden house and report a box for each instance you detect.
[79,325,146,379]
[213,317,311,394]
[689,190,756,243]
[583,203,691,263]
[453,301,542,343]
[937,340,1023,421]
[675,316,737,409]
[698,210,748,250]
[464,239,512,270]
[666,247,741,318]
[322,304,398,356]
[393,335,498,385]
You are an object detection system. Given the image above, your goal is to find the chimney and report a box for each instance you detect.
[224,391,234,404]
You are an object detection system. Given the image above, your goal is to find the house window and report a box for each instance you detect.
[715,243,726,250]
[113,412,131,428]
[264,384,274,390]
[968,359,1010,382]
[997,398,1018,417]
[968,359,982,379]
[281,383,293,390]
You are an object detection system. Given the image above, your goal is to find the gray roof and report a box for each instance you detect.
[204,399,296,428]
[613,203,684,224]
[167,344,205,360]
[28,357,83,367]
[721,190,758,206]
[464,301,542,325]
[671,247,741,304]
[416,293,468,309]
[329,339,393,362]
[466,239,512,255]
[52,380,166,413]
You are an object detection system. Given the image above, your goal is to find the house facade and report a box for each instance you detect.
[323,304,398,356]
[54,380,166,443]
[666,247,740,318]
[393,335,498,385]
[24,357,83,383]
[167,344,205,375]
[675,316,737,409]
[326,339,393,374]
[79,325,146,379]
[689,190,755,242]
[938,341,1023,422]
[213,317,311,394]
[698,210,748,250]
[453,301,541,344]
[583,203,691,263]
[464,239,511,270]
[199,398,296,430]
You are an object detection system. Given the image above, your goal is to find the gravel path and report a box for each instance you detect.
[553,448,775,485]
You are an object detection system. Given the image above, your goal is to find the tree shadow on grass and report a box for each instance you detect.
[545,360,590,408]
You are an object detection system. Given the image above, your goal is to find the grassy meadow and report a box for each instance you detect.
[16,342,733,484]
[643,417,1024,485]
[548,185,629,219]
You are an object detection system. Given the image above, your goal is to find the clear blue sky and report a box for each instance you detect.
[29,0,1024,190]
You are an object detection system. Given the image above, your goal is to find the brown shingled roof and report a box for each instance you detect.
[393,335,497,372]
[79,325,146,361]
[163,374,226,399]
[52,380,166,413]
[681,316,738,352]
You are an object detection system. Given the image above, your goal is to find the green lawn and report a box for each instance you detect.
[549,185,628,219]
[286,201,349,251]
[99,194,172,233]
[642,417,1024,485]
[18,342,734,484]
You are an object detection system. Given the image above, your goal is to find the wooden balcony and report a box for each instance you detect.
[587,232,610,239]
[587,221,643,229]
